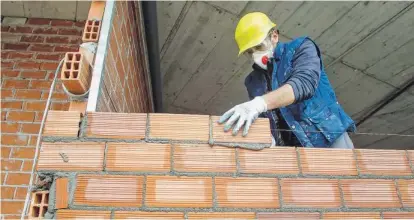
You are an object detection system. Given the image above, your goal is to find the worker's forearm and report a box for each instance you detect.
[262,84,295,110]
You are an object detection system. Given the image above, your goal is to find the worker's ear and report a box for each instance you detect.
[270,29,279,46]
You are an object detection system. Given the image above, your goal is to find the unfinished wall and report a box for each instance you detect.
[25,110,414,219]
[1,17,84,218]
[92,1,153,113]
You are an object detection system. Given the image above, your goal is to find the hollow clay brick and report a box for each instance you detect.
[146,176,213,208]
[55,177,69,209]
[211,116,272,144]
[114,211,184,219]
[61,52,91,95]
[88,1,106,20]
[82,20,101,42]
[397,179,414,207]
[322,212,381,219]
[106,142,170,172]
[29,191,49,219]
[215,177,279,208]
[383,212,414,219]
[174,144,236,173]
[149,114,209,141]
[68,101,87,116]
[239,147,299,174]
[56,210,111,219]
[86,112,146,139]
[74,175,143,207]
[257,212,320,220]
[188,212,256,219]
[43,110,81,137]
[300,148,357,176]
[356,149,412,176]
[341,179,401,208]
[281,178,341,208]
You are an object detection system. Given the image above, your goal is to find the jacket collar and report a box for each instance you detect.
[273,41,285,61]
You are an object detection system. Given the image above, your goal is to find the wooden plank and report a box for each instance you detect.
[351,87,414,148]
[207,1,248,15]
[161,2,236,106]
[316,1,411,57]
[327,63,395,117]
[280,2,357,39]
[365,39,414,88]
[1,1,25,17]
[172,29,249,111]
[76,0,91,21]
[241,1,303,25]
[156,1,187,50]
[342,6,414,70]
[23,1,77,20]
[204,61,252,115]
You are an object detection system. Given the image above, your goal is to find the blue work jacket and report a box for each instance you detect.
[244,36,355,147]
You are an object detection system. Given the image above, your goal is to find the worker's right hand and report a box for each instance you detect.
[218,96,268,136]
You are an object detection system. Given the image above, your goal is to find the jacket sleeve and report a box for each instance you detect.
[284,39,321,103]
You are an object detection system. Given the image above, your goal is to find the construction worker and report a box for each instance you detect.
[218,12,356,148]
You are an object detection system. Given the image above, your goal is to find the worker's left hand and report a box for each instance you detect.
[218,96,268,136]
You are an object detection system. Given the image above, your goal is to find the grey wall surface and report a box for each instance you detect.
[157,1,414,149]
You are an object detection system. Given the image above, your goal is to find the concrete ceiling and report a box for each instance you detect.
[157,1,414,149]
[1,1,90,21]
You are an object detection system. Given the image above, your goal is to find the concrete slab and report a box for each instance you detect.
[23,1,77,20]
[1,17,27,25]
[1,1,25,17]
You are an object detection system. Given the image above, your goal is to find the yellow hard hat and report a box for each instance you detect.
[235,12,276,56]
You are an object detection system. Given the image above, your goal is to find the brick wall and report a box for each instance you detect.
[1,18,84,218]
[96,1,153,113]
[20,110,414,219]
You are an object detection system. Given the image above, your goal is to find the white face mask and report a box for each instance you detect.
[250,38,274,70]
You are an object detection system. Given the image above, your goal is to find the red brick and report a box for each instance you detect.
[1,69,20,77]
[55,177,69,209]
[15,187,28,199]
[323,212,381,219]
[41,62,59,70]
[75,21,86,27]
[2,26,10,32]
[0,201,25,214]
[20,70,47,79]
[1,61,14,68]
[25,101,46,111]
[174,144,236,173]
[58,28,82,36]
[2,111,7,121]
[1,51,10,58]
[33,27,58,34]
[1,122,20,133]
[397,179,414,207]
[69,37,82,44]
[9,26,33,34]
[2,147,12,158]
[3,79,29,89]
[281,178,341,208]
[1,101,23,109]
[34,112,44,122]
[21,123,41,134]
[3,43,30,50]
[27,18,51,25]
[15,61,40,70]
[36,53,62,61]
[106,142,170,172]
[5,173,31,185]
[29,44,54,52]
[239,147,299,174]
[54,45,78,52]
[8,51,34,59]
[15,90,42,99]
[1,186,16,199]
[341,179,400,208]
[74,175,143,207]
[189,213,255,219]
[38,142,104,171]
[2,89,14,99]
[56,210,111,219]
[300,148,357,176]
[146,176,213,208]
[30,80,52,89]
[383,212,414,219]
[41,92,67,100]
[7,111,35,122]
[51,102,70,111]
[1,159,23,171]
[51,20,74,26]
[356,149,412,176]
[20,35,44,43]
[257,212,320,220]
[45,36,70,44]
[1,134,29,146]
[216,177,279,208]
[21,160,33,171]
[115,212,184,219]
[86,112,147,139]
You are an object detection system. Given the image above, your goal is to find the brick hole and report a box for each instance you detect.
[85,33,91,39]
[64,71,70,79]
[34,193,42,204]
[72,71,79,78]
[43,193,49,203]
[74,62,79,70]
[32,206,40,217]
[75,53,81,61]
[88,20,93,25]
[41,206,47,216]
[67,53,73,60]
[92,33,97,39]
[87,26,92,32]
[65,62,72,69]
[93,26,99,32]
[94,21,100,25]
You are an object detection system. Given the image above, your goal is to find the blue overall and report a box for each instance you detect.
[244,36,355,147]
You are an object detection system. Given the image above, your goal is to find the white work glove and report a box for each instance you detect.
[218,96,268,136]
